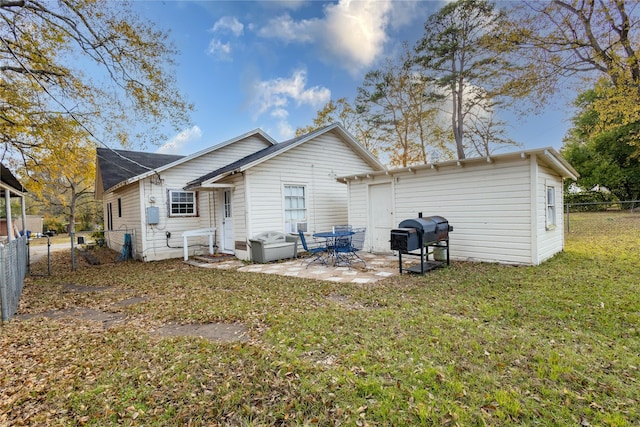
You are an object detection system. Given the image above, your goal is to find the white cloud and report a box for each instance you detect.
[211,16,244,36]
[207,39,232,59]
[157,126,202,155]
[257,0,394,75]
[257,13,317,43]
[249,69,330,140]
[251,68,330,118]
[277,120,295,140]
[321,0,392,74]
[207,16,244,60]
[271,108,289,120]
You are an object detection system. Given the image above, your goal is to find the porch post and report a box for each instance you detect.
[5,189,12,242]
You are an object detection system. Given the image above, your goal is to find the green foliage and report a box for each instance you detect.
[562,89,640,202]
[43,217,65,234]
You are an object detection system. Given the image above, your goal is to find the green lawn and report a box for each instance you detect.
[2,212,639,426]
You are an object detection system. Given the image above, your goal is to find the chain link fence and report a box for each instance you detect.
[0,235,28,321]
[565,200,639,233]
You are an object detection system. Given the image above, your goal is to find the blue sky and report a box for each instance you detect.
[131,1,574,157]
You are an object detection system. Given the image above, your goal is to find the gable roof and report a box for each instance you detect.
[185,123,385,190]
[96,129,277,194]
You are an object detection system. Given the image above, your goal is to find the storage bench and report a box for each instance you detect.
[249,231,298,263]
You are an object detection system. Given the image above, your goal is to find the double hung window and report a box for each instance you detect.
[284,185,307,233]
[546,186,556,230]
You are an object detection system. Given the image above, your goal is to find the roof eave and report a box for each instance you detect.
[337,147,579,182]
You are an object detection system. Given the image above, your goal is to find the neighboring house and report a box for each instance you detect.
[340,148,579,266]
[0,164,27,239]
[96,124,385,261]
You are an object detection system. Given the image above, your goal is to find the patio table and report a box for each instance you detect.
[313,231,354,266]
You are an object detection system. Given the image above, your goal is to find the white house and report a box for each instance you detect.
[96,124,385,261]
[339,148,579,266]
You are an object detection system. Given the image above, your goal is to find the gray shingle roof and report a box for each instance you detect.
[96,148,184,191]
[185,134,306,188]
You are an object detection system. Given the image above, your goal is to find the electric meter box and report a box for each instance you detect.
[147,206,160,225]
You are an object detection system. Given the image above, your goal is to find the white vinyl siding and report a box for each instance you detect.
[101,135,272,262]
[246,131,376,237]
[397,161,532,264]
[536,165,565,263]
[347,153,568,266]
[102,182,140,258]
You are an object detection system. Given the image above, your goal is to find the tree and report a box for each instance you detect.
[413,0,519,160]
[296,97,386,159]
[20,116,99,234]
[466,112,519,157]
[506,0,640,134]
[1,0,192,162]
[562,90,640,202]
[356,44,451,167]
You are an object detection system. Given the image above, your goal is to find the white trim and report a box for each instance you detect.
[338,147,579,182]
[182,228,216,261]
[530,156,539,265]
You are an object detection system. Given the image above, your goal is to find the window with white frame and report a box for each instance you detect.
[169,190,197,216]
[284,185,307,233]
[546,185,556,229]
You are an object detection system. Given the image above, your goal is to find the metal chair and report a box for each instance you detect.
[332,224,352,250]
[349,227,367,266]
[334,227,366,268]
[298,230,328,267]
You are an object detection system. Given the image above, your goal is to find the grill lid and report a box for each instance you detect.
[398,216,447,233]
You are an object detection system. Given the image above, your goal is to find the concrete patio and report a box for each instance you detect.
[186,252,409,284]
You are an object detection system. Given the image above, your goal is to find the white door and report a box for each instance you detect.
[369,183,393,253]
[221,190,234,253]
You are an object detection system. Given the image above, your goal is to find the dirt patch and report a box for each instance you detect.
[152,322,249,342]
[15,288,248,343]
[15,306,249,342]
[62,284,110,293]
[326,294,367,310]
[112,296,149,307]
[14,307,127,329]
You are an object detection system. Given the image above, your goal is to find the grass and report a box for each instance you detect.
[1,211,639,426]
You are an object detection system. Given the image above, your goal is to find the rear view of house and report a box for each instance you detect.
[95,124,385,261]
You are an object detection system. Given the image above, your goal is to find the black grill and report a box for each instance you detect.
[391,213,452,274]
